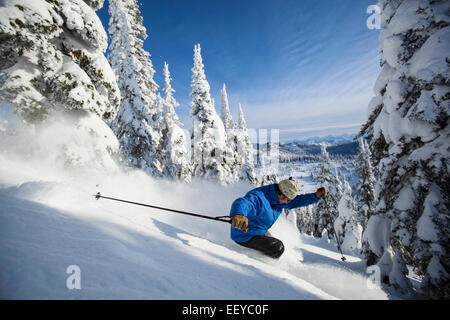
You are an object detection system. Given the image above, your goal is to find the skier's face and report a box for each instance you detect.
[278,193,292,204]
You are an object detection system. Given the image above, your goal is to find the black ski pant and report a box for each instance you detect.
[235,235,285,259]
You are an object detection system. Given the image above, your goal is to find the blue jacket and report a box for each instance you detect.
[230,184,319,242]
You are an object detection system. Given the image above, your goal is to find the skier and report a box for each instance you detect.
[230,177,327,258]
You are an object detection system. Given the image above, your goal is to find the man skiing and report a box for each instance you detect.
[230,177,327,258]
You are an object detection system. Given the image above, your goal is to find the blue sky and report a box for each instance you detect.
[97,0,381,142]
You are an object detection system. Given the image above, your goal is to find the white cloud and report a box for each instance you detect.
[229,35,380,141]
[241,90,369,136]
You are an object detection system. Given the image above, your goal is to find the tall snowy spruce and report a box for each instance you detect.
[160,62,192,182]
[312,145,343,240]
[356,138,376,230]
[334,180,363,255]
[0,0,121,168]
[220,84,239,181]
[107,0,163,176]
[296,206,315,236]
[359,0,449,298]
[189,44,233,184]
[356,137,377,264]
[236,104,258,185]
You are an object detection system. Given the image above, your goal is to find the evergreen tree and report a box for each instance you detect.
[358,0,449,298]
[312,145,343,240]
[236,104,258,185]
[0,0,119,123]
[356,137,377,264]
[160,62,192,182]
[220,84,239,181]
[356,137,376,229]
[189,44,233,184]
[334,180,363,255]
[107,0,163,176]
[296,206,315,236]
[0,0,120,167]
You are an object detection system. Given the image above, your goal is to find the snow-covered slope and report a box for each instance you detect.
[0,107,392,300]
[0,152,391,300]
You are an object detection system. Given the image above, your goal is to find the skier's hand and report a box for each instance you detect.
[231,215,249,232]
[315,187,328,199]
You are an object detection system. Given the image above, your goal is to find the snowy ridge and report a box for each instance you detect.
[0,153,389,299]
[285,134,356,146]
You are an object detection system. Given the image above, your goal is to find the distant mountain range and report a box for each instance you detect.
[277,134,359,160]
[284,133,356,146]
[279,141,358,158]
[254,134,360,163]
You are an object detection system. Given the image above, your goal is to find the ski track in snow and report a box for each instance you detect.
[0,156,391,300]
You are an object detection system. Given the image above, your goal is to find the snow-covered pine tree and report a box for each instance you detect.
[296,206,315,236]
[0,0,119,123]
[312,144,343,240]
[190,44,233,184]
[160,62,192,182]
[334,180,363,255]
[356,137,376,229]
[220,84,239,181]
[358,0,449,298]
[0,0,121,168]
[356,137,378,264]
[236,104,258,185]
[107,0,163,176]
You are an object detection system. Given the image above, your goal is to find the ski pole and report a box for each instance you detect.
[323,198,346,261]
[94,192,232,224]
